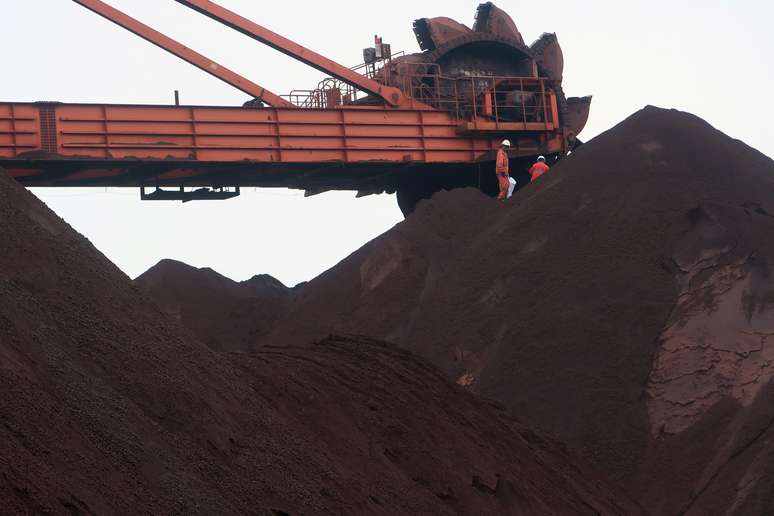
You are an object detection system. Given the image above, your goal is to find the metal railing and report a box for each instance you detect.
[282,55,555,128]
[282,51,405,109]
[407,73,552,124]
[388,58,553,124]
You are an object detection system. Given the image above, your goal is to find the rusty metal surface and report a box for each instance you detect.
[399,32,534,80]
[413,17,472,52]
[474,2,524,45]
[531,33,564,82]
[564,96,593,143]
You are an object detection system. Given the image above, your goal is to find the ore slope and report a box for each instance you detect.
[0,175,643,515]
[265,106,774,515]
[136,259,289,352]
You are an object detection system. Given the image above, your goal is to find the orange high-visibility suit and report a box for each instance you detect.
[495,148,510,200]
[529,161,550,182]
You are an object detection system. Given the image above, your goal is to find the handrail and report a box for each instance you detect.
[398,73,554,125]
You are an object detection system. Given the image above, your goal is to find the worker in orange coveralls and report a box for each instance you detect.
[495,139,511,200]
[529,155,550,182]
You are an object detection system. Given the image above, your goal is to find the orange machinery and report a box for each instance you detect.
[0,0,591,214]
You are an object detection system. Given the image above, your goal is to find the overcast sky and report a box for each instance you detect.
[2,1,772,286]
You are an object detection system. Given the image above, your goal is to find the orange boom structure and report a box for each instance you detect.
[0,0,591,214]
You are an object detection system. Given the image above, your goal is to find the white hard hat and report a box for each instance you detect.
[501,139,511,147]
[537,155,546,162]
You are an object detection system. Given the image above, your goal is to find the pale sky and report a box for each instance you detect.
[2,1,772,286]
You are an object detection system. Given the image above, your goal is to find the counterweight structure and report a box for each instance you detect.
[0,0,591,214]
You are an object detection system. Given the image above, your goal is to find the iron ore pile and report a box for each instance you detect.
[0,172,638,514]
[135,260,291,352]
[4,105,774,515]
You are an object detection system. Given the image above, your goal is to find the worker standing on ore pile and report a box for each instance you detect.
[496,140,511,200]
[529,155,550,182]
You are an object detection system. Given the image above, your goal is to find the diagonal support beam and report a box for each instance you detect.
[175,0,406,107]
[72,0,294,108]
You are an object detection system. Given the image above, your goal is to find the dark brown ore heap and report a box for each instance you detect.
[136,260,290,352]
[0,171,642,514]
[259,106,774,515]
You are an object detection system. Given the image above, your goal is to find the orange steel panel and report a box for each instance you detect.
[175,0,406,107]
[72,0,293,108]
[44,103,492,163]
[0,104,40,157]
[0,102,565,183]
